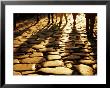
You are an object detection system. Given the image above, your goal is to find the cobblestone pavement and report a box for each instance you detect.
[13,13,97,75]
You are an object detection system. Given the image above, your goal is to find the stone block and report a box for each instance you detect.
[20,57,45,64]
[74,64,94,75]
[43,60,64,67]
[48,55,61,60]
[38,67,73,75]
[14,64,36,71]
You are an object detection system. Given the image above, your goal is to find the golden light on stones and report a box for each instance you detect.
[13,13,97,75]
[59,14,73,52]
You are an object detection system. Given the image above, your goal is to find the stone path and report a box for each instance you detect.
[13,13,97,75]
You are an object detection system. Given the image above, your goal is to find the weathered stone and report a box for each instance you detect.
[81,49,91,52]
[39,48,47,52]
[60,53,69,57]
[20,57,45,63]
[32,44,45,49]
[48,55,61,60]
[13,45,20,48]
[15,54,29,59]
[13,59,20,64]
[27,39,38,44]
[38,67,73,75]
[48,52,59,55]
[83,57,90,60]
[75,64,94,75]
[19,48,28,52]
[63,55,81,60]
[14,64,36,71]
[72,53,90,56]
[13,71,21,75]
[14,40,22,45]
[22,71,36,75]
[79,60,96,64]
[43,60,64,67]
[30,52,43,57]
[65,63,73,68]
[93,64,97,69]
[26,48,36,52]
[19,38,27,42]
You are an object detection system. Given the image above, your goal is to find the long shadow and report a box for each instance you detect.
[61,13,97,75]
[14,21,61,59]
[35,14,68,74]
[85,13,97,57]
[14,14,46,38]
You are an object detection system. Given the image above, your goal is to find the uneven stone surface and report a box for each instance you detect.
[38,67,73,75]
[79,60,96,64]
[13,59,20,64]
[22,71,36,75]
[74,64,94,75]
[14,64,36,71]
[47,55,61,60]
[13,71,21,75]
[19,57,46,64]
[13,13,97,75]
[43,60,64,67]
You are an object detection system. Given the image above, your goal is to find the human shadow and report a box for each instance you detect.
[85,13,97,56]
[14,13,44,38]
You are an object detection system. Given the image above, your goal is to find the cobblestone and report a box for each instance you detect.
[13,13,97,75]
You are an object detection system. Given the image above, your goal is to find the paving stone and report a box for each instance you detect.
[48,55,61,60]
[79,60,96,64]
[60,53,69,57]
[63,55,81,60]
[20,57,45,64]
[93,64,97,69]
[72,53,90,56]
[48,52,59,55]
[13,44,20,48]
[81,49,92,52]
[13,59,20,64]
[14,64,36,71]
[74,64,94,75]
[14,40,22,45]
[32,44,45,49]
[30,52,43,57]
[38,67,73,75]
[65,63,73,68]
[13,71,21,75]
[13,14,97,75]
[43,60,64,67]
[22,71,36,75]
[26,48,36,52]
[14,54,29,59]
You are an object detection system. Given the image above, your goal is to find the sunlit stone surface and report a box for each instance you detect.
[13,13,97,75]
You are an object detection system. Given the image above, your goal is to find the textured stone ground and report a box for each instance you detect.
[13,13,97,75]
